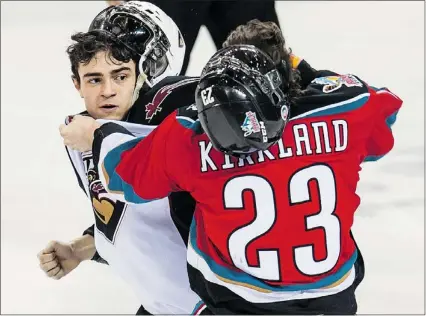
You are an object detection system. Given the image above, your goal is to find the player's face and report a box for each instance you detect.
[73,51,136,120]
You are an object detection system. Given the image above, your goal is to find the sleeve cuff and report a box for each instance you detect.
[92,122,134,170]
[82,224,109,264]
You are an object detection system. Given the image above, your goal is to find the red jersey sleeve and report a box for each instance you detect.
[364,87,403,161]
[96,111,183,203]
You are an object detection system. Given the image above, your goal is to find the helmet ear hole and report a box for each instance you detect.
[272,93,280,105]
[142,61,149,74]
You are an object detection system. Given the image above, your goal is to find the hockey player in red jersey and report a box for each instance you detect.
[60,28,402,315]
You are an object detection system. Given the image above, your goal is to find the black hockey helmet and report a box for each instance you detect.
[195,45,290,157]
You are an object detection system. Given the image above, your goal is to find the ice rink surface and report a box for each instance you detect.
[1,1,424,314]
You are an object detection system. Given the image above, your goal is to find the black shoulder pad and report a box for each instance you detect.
[177,103,198,119]
[292,74,369,118]
[176,104,203,134]
[128,76,199,125]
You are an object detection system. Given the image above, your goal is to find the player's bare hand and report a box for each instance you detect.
[106,0,122,6]
[37,241,82,280]
[59,115,101,152]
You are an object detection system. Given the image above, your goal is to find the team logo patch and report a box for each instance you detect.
[91,181,105,194]
[241,111,261,137]
[145,78,198,122]
[312,74,363,93]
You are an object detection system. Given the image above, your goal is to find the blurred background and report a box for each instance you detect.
[1,1,424,314]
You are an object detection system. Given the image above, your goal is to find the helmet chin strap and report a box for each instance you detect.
[132,49,171,105]
[131,72,148,106]
[131,56,154,106]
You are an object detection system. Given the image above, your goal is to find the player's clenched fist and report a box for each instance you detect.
[37,241,82,280]
[59,115,101,152]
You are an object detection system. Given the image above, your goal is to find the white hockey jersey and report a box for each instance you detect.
[65,119,201,314]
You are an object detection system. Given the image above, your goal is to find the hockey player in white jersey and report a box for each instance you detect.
[37,2,203,314]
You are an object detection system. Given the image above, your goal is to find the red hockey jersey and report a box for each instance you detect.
[94,73,402,303]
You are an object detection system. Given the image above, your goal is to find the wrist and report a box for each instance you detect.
[92,121,101,133]
[70,234,96,261]
[90,122,102,149]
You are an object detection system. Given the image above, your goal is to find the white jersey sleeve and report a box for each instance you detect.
[64,117,201,314]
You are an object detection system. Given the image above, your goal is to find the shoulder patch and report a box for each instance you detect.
[311,74,363,93]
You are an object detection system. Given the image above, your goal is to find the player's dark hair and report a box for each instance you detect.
[66,31,139,83]
[223,19,302,105]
